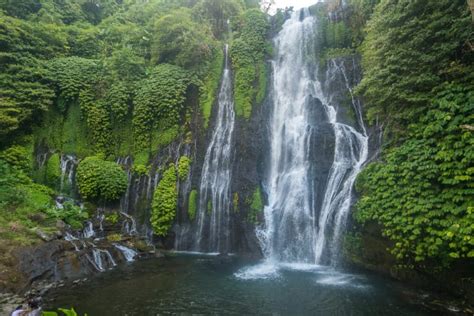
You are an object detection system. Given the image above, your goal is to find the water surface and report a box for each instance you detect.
[45,255,435,315]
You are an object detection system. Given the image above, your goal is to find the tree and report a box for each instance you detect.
[151,8,215,70]
[192,0,243,38]
[357,0,472,127]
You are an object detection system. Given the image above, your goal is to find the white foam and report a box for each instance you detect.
[235,261,368,290]
[279,262,325,272]
[234,262,280,280]
[171,251,220,256]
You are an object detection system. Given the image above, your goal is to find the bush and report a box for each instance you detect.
[132,64,193,150]
[0,145,31,173]
[230,9,269,118]
[355,84,474,265]
[151,164,177,236]
[44,201,89,230]
[177,156,191,180]
[247,187,263,223]
[76,156,127,201]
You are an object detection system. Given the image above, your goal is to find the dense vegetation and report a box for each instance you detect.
[151,164,178,236]
[0,0,471,287]
[0,0,267,249]
[348,0,474,268]
[76,156,127,202]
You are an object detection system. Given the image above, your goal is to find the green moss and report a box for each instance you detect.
[113,120,134,158]
[106,233,122,242]
[200,48,224,128]
[45,153,61,188]
[62,102,92,156]
[207,199,212,214]
[34,102,93,158]
[255,63,268,105]
[177,156,191,181]
[248,187,263,223]
[233,63,257,118]
[233,192,239,212]
[151,164,177,236]
[188,189,198,220]
[34,107,63,151]
[150,124,180,153]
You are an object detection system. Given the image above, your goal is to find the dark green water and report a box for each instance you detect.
[45,254,436,315]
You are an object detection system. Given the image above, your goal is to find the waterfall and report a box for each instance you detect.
[82,221,95,239]
[114,244,138,262]
[258,9,368,266]
[59,154,77,194]
[88,248,117,272]
[194,44,235,253]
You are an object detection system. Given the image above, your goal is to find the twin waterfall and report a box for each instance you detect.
[188,9,368,270]
[194,44,236,253]
[259,10,368,266]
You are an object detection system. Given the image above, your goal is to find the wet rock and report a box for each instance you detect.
[34,229,55,242]
[56,220,67,231]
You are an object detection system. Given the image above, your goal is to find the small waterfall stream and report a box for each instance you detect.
[194,44,235,253]
[59,154,77,193]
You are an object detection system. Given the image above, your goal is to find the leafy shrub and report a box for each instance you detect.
[356,0,472,126]
[0,145,31,173]
[0,160,27,206]
[132,164,148,176]
[132,64,193,150]
[76,156,127,202]
[177,156,191,180]
[247,187,263,223]
[355,84,474,264]
[230,9,269,118]
[47,57,101,105]
[199,48,224,128]
[151,164,177,236]
[44,201,89,230]
[105,212,119,225]
[151,8,214,70]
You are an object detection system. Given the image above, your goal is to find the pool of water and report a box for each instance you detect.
[45,254,436,315]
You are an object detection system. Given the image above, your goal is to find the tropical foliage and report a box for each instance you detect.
[151,164,178,236]
[76,156,127,202]
[353,0,473,267]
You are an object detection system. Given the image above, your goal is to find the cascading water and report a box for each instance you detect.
[252,9,368,271]
[194,44,235,253]
[59,154,77,193]
[113,244,138,262]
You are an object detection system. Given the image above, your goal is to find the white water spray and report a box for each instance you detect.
[194,45,235,253]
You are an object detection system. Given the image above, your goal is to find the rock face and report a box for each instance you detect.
[14,241,91,289]
[344,222,474,306]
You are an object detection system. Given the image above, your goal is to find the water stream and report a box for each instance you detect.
[240,9,368,277]
[194,44,236,253]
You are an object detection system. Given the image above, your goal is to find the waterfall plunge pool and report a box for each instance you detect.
[45,254,438,315]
